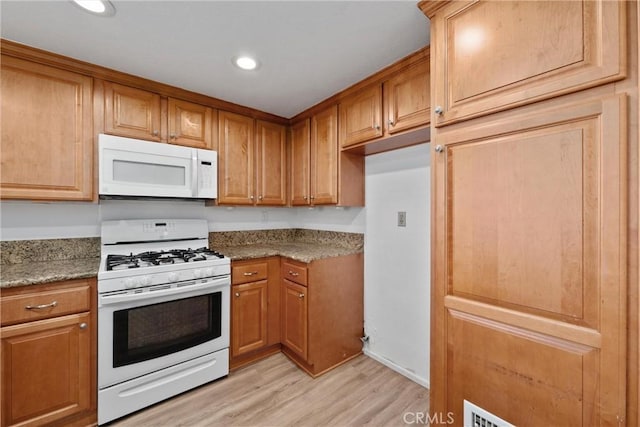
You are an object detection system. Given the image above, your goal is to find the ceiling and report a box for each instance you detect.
[1,1,430,119]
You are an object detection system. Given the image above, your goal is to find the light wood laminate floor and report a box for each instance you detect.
[110,353,429,426]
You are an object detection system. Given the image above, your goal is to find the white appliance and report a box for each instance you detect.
[99,134,217,199]
[97,219,230,425]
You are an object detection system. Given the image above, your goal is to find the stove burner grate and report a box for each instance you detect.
[105,247,224,271]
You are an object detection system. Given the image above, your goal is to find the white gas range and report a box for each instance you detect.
[97,219,230,425]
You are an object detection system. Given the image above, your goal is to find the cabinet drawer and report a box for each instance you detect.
[282,261,307,286]
[1,281,92,326]
[232,261,268,285]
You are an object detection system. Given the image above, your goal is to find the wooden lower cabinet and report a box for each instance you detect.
[230,257,281,369]
[280,254,364,377]
[0,278,97,427]
[281,280,308,360]
[232,280,268,356]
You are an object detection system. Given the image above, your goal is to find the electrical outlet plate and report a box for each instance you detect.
[397,211,406,227]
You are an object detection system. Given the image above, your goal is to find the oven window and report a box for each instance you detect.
[113,292,222,367]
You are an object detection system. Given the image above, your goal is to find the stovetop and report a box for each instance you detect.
[106,247,225,271]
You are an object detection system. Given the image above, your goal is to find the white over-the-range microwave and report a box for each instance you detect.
[98,134,217,199]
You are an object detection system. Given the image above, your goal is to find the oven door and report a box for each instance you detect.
[98,276,229,389]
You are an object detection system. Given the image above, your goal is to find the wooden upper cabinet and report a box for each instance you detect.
[104,82,162,141]
[168,98,214,149]
[311,106,339,205]
[255,121,287,206]
[289,119,311,206]
[384,58,430,134]
[291,107,363,207]
[217,113,287,206]
[0,56,93,201]
[339,84,383,148]
[217,111,255,205]
[428,0,626,127]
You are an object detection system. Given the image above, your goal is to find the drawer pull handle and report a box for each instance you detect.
[79,323,88,330]
[243,271,258,276]
[288,271,300,277]
[25,301,58,310]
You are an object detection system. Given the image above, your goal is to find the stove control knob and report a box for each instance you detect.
[193,269,202,279]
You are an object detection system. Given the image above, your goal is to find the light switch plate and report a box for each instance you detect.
[397,211,406,227]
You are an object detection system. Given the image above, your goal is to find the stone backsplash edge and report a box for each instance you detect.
[1,237,101,265]
[1,229,364,265]
[209,229,364,250]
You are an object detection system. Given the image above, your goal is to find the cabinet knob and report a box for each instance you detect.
[235,292,240,297]
[303,195,308,200]
[258,195,263,200]
[434,106,444,116]
[374,124,381,130]
[170,133,177,139]
[250,195,254,200]
[25,301,57,310]
[153,130,159,136]
[388,119,395,127]
[310,196,315,200]
[435,145,444,153]
[79,323,88,330]
[298,293,305,299]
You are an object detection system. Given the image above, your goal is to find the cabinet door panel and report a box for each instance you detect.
[218,111,254,205]
[339,85,383,147]
[104,82,162,140]
[289,119,311,206]
[281,280,308,360]
[231,281,268,357]
[1,313,91,427]
[168,98,214,149]
[385,59,430,134]
[311,106,338,205]
[256,121,287,206]
[431,0,625,127]
[432,95,626,423]
[0,56,93,200]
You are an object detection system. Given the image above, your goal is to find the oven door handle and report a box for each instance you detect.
[99,278,229,306]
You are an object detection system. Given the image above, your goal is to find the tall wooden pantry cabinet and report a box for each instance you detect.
[419,0,638,425]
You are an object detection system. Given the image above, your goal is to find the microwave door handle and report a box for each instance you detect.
[191,151,198,197]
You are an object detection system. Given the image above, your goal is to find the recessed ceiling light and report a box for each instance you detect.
[71,0,116,17]
[233,56,259,71]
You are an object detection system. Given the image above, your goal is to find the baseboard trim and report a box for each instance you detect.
[363,348,429,389]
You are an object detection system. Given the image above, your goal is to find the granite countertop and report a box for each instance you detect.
[217,242,362,263]
[0,230,363,288]
[1,258,100,288]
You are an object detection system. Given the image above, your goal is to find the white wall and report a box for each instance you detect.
[363,143,430,388]
[0,199,365,240]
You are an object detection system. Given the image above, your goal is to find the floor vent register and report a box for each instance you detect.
[463,400,515,427]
